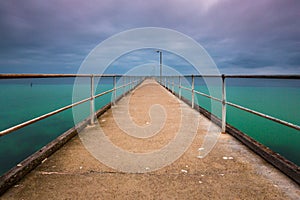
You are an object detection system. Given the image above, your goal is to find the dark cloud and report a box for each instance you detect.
[0,0,299,74]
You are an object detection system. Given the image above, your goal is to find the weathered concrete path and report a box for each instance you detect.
[2,79,299,199]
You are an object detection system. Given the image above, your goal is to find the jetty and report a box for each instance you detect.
[0,75,299,199]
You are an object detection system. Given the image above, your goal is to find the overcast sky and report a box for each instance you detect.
[0,0,299,74]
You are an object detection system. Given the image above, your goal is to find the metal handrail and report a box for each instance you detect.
[160,74,300,133]
[176,74,300,79]
[225,74,300,79]
[180,85,192,91]
[115,79,140,90]
[0,74,143,137]
[93,88,115,99]
[0,97,91,137]
[194,90,222,103]
[0,74,121,78]
[1,73,299,136]
[226,101,300,131]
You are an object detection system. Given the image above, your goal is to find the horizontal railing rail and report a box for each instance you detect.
[0,74,144,137]
[159,75,300,132]
[194,90,222,103]
[0,74,116,78]
[224,74,300,79]
[226,101,300,131]
[0,74,148,79]
[165,74,300,79]
[0,97,91,137]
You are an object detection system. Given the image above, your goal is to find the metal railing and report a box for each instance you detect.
[159,74,300,133]
[0,74,144,137]
[1,73,299,136]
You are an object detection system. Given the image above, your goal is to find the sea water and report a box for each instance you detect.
[0,77,299,176]
[0,77,128,176]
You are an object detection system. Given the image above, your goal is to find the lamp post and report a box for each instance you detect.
[156,50,162,82]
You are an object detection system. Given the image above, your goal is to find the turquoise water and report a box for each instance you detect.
[0,77,131,176]
[0,77,299,176]
[173,77,300,166]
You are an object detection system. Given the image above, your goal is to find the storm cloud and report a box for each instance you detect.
[0,0,299,74]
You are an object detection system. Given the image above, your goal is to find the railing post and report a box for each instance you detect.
[134,76,136,88]
[192,75,194,108]
[165,77,167,87]
[130,76,132,90]
[127,76,129,91]
[113,75,117,105]
[90,75,95,125]
[123,76,125,97]
[179,76,181,99]
[172,77,175,93]
[221,74,227,133]
[128,76,130,90]
[166,78,168,88]
[132,76,134,89]
[166,78,167,88]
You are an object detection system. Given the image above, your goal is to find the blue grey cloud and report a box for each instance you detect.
[0,0,299,74]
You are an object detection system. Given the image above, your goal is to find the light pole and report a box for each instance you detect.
[156,50,162,82]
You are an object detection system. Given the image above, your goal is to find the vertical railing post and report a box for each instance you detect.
[221,74,227,133]
[159,51,162,83]
[172,77,174,93]
[179,76,181,99]
[123,76,125,97]
[136,76,138,87]
[113,75,117,105]
[134,76,136,88]
[133,76,135,88]
[192,75,195,108]
[132,76,134,89]
[166,77,167,88]
[128,76,130,91]
[90,75,95,125]
[165,77,167,87]
[166,78,168,88]
[128,76,130,90]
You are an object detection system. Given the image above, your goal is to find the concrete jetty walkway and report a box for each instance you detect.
[2,79,299,199]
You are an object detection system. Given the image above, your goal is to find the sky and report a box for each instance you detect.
[0,0,299,75]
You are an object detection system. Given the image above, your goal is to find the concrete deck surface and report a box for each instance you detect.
[2,79,299,199]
